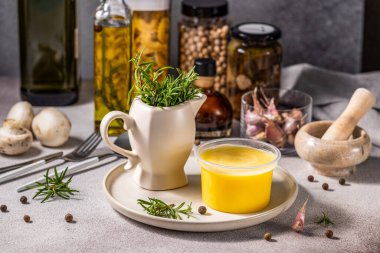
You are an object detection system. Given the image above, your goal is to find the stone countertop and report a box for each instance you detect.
[0,78,379,253]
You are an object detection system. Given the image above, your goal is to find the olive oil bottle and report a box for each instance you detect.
[94,0,132,135]
[18,0,79,106]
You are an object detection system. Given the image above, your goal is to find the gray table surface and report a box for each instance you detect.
[0,78,379,253]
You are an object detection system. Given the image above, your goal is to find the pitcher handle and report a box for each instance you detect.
[100,111,139,170]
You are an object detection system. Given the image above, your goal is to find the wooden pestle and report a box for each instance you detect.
[322,88,376,141]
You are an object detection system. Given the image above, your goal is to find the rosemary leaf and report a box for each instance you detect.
[316,212,335,227]
[29,167,79,203]
[137,197,193,220]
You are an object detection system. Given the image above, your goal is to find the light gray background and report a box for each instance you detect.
[0,0,366,79]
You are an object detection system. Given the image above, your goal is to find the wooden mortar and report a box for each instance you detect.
[295,88,375,177]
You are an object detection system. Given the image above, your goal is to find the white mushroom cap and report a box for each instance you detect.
[0,120,33,155]
[32,107,71,147]
[6,101,34,130]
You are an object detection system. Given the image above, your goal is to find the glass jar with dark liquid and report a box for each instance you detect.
[194,58,233,138]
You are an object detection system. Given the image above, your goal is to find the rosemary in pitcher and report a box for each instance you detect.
[128,52,202,108]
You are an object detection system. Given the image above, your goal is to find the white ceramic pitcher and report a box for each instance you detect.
[100,95,206,190]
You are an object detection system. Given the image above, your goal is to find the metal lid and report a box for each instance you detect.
[231,22,281,43]
[194,58,216,77]
[182,0,228,18]
[127,0,170,11]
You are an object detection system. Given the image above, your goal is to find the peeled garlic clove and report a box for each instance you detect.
[0,119,33,155]
[6,101,34,130]
[32,108,71,147]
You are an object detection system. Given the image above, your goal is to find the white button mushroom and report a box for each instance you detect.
[6,101,34,130]
[32,108,71,147]
[0,119,33,155]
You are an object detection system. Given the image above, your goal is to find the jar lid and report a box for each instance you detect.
[231,23,281,43]
[182,0,228,18]
[127,0,170,11]
[194,58,216,77]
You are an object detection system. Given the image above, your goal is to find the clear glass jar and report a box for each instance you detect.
[179,0,229,93]
[128,0,170,68]
[227,23,282,119]
[94,0,132,135]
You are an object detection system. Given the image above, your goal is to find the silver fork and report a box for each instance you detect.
[0,132,102,184]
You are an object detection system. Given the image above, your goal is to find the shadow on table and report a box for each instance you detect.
[117,184,352,242]
[52,136,83,150]
[0,146,42,161]
[348,156,380,184]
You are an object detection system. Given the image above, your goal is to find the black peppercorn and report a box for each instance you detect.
[264,232,272,241]
[307,175,314,182]
[0,204,7,212]
[325,229,333,238]
[339,178,346,185]
[322,183,329,191]
[194,139,201,146]
[23,215,31,223]
[198,206,207,215]
[20,196,28,204]
[65,213,73,223]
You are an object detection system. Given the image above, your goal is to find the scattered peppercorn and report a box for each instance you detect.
[23,215,31,223]
[20,196,28,204]
[325,229,333,238]
[65,213,73,223]
[0,204,7,212]
[322,183,329,191]
[339,178,346,185]
[307,175,314,182]
[264,232,272,241]
[194,139,201,146]
[198,206,207,215]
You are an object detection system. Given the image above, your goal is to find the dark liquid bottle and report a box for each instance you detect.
[18,0,79,106]
[194,58,233,138]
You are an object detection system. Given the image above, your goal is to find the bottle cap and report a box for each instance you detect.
[194,58,216,77]
[231,22,281,43]
[182,0,228,18]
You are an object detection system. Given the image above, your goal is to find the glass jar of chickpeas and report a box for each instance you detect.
[179,0,229,93]
[227,22,282,119]
[128,0,170,69]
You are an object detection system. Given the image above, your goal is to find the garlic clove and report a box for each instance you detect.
[265,120,286,148]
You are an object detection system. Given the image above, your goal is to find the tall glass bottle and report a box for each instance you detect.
[94,0,132,135]
[18,0,79,106]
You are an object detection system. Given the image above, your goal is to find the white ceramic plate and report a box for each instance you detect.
[103,154,298,232]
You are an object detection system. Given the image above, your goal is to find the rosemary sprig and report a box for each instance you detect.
[128,51,202,107]
[137,197,193,220]
[316,212,334,227]
[29,167,79,203]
